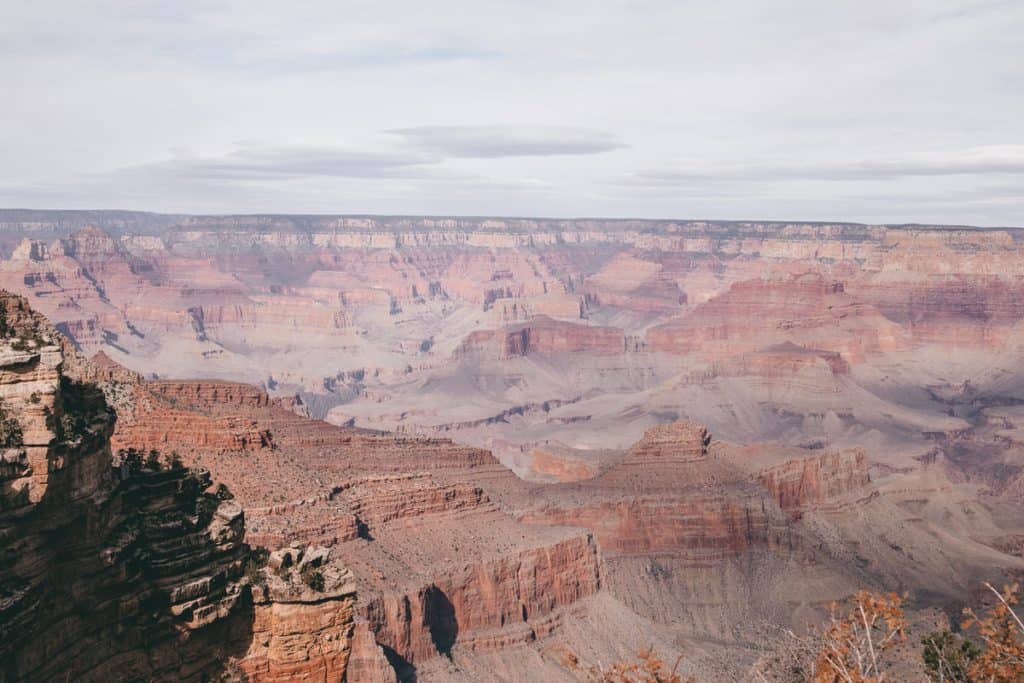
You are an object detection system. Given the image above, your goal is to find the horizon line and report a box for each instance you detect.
[0,207,1020,232]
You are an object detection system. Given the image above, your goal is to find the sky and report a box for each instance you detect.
[1,0,1022,225]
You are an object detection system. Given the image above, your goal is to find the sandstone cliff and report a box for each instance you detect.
[0,292,361,682]
[103,367,613,681]
[455,316,624,359]
[756,449,871,518]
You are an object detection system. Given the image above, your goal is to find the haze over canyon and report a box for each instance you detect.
[1,210,1023,680]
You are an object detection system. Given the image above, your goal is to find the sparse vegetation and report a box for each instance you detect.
[274,552,293,579]
[243,547,270,587]
[752,590,907,682]
[922,629,979,682]
[812,590,907,682]
[116,447,186,473]
[117,447,144,472]
[960,583,1024,682]
[58,377,108,442]
[0,411,23,448]
[10,335,31,351]
[751,584,1024,682]
[568,646,692,683]
[195,494,220,525]
[299,564,325,592]
[3,316,45,351]
[220,656,245,683]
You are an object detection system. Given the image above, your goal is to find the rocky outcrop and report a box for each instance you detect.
[0,293,251,680]
[103,357,615,681]
[529,446,603,482]
[584,253,688,313]
[360,534,601,669]
[346,621,400,683]
[645,273,907,362]
[717,342,851,378]
[0,291,360,682]
[111,380,276,455]
[522,496,791,558]
[756,449,871,518]
[455,316,624,359]
[108,366,651,682]
[146,379,273,408]
[197,299,350,329]
[519,421,793,560]
[622,420,709,464]
[81,349,143,384]
[239,546,358,682]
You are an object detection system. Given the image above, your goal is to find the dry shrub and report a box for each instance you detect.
[921,628,978,682]
[568,646,694,683]
[754,590,907,682]
[961,582,1024,682]
[811,590,907,683]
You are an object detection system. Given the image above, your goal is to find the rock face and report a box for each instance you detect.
[644,273,905,362]
[111,380,276,454]
[103,366,610,681]
[519,421,793,558]
[525,496,790,557]
[0,291,359,682]
[240,546,358,682]
[360,534,601,667]
[0,302,67,506]
[620,420,710,465]
[0,292,249,680]
[513,422,919,649]
[756,449,871,518]
[456,316,624,359]
[346,621,400,683]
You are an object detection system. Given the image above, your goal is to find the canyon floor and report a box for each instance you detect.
[2,211,1024,681]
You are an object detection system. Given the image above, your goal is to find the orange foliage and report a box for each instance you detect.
[811,590,907,683]
[570,646,694,683]
[961,582,1024,682]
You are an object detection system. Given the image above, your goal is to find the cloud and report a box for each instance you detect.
[115,144,442,182]
[0,140,565,215]
[625,146,1024,185]
[389,125,625,158]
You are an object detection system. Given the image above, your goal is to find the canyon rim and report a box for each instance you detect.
[1,213,1024,680]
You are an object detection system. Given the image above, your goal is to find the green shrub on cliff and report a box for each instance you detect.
[0,406,23,448]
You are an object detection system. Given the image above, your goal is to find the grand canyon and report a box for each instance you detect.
[0,210,1022,680]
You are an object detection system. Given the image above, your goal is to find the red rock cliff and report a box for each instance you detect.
[756,449,871,518]
[0,292,361,682]
[456,315,624,358]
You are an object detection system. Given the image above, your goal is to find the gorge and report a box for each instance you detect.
[1,211,1023,680]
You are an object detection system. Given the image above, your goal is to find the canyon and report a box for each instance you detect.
[1,211,1023,680]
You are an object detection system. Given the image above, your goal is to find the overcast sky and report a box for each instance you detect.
[2,1,1022,225]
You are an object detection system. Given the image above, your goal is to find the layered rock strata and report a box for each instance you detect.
[456,316,625,359]
[105,370,606,681]
[756,449,871,518]
[0,291,360,682]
